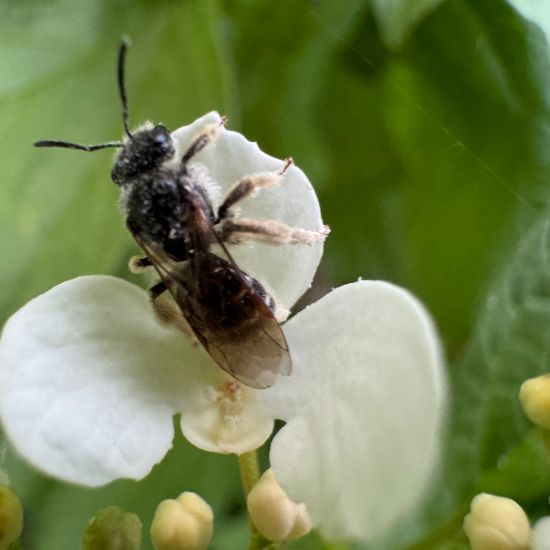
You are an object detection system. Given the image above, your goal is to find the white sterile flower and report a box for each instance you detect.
[0,113,446,544]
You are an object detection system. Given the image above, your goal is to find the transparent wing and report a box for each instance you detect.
[135,236,291,389]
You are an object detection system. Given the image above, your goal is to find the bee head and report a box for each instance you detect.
[111,123,175,186]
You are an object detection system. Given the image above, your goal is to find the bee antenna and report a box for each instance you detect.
[34,140,123,152]
[117,37,132,140]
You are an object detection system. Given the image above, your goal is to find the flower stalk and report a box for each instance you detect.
[239,449,262,542]
[239,450,261,498]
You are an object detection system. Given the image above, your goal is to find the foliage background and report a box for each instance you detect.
[1,0,550,548]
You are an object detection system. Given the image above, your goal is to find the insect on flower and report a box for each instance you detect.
[34,40,328,389]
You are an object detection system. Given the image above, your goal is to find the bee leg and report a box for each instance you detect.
[217,158,293,222]
[149,281,176,323]
[128,255,152,273]
[220,217,330,246]
[181,116,227,164]
[149,281,196,340]
[149,280,167,300]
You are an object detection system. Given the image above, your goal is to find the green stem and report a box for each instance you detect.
[239,450,264,546]
[239,450,261,498]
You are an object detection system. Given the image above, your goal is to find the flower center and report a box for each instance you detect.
[181,374,273,454]
[214,380,245,429]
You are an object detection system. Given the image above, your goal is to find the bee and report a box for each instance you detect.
[34,40,327,389]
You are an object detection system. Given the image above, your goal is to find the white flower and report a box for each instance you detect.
[0,113,446,543]
[532,516,550,550]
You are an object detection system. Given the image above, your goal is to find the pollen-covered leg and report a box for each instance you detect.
[149,281,173,324]
[217,159,293,221]
[220,217,330,246]
[181,117,227,164]
[149,281,195,339]
[128,255,152,274]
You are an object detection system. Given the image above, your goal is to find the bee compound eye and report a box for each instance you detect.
[153,132,167,144]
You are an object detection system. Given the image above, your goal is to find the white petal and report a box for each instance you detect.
[533,517,550,550]
[171,112,325,309]
[264,281,446,541]
[0,276,199,487]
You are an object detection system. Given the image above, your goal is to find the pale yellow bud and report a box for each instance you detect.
[247,468,311,542]
[0,486,23,550]
[519,375,550,429]
[150,492,213,550]
[463,493,530,550]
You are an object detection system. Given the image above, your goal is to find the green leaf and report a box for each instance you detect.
[298,0,550,351]
[378,0,550,346]
[370,0,447,48]
[447,214,550,498]
[227,0,368,183]
[478,429,550,503]
[211,516,249,550]
[371,5,550,536]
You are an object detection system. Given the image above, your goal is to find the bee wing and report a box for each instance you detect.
[191,282,292,390]
[135,236,291,389]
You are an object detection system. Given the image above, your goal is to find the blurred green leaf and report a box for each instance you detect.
[352,3,550,543]
[211,517,249,550]
[478,429,550,504]
[349,0,550,347]
[370,0,447,48]
[446,214,550,498]
[390,0,550,345]
[226,0,368,183]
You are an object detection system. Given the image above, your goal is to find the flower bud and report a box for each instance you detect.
[532,516,550,550]
[150,492,213,550]
[82,506,142,550]
[0,486,23,550]
[519,375,550,429]
[463,493,530,550]
[247,468,311,542]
